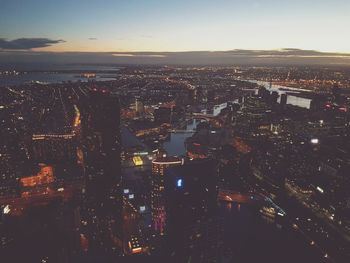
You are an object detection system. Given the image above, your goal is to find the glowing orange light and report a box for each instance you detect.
[20,165,54,187]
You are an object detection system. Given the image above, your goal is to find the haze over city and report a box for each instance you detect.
[1,0,350,64]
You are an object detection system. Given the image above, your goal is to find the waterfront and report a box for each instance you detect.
[1,63,349,262]
[219,201,324,263]
[163,119,199,156]
[248,80,312,109]
[0,65,121,87]
[0,72,117,86]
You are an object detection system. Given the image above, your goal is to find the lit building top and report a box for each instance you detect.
[133,155,143,166]
[32,134,75,140]
[152,155,182,177]
[152,155,182,165]
[151,154,183,234]
[20,165,54,187]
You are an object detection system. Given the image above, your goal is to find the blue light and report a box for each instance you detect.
[176,179,183,188]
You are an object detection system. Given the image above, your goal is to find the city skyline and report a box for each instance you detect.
[2,48,350,66]
[1,1,350,262]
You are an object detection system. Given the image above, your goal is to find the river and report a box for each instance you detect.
[163,119,200,156]
[219,201,323,263]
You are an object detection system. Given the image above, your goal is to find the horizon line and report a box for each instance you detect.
[1,48,350,55]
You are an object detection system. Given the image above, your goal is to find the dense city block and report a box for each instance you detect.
[0,65,349,262]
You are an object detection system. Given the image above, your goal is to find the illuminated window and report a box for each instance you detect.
[177,179,183,188]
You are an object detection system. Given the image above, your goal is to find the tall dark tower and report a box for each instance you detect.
[332,84,341,103]
[164,159,221,262]
[280,93,287,106]
[270,91,279,105]
[79,88,123,256]
[87,90,121,184]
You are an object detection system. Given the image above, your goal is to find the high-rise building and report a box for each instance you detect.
[258,86,270,99]
[280,93,287,107]
[154,107,172,124]
[79,89,123,255]
[188,87,197,105]
[270,91,279,104]
[31,133,77,164]
[151,153,182,235]
[135,99,145,116]
[81,89,121,186]
[164,159,221,262]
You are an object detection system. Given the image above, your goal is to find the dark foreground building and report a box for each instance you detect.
[164,159,222,262]
[79,89,123,256]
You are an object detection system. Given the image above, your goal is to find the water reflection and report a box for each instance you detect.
[219,201,321,263]
[248,80,311,109]
[213,103,228,116]
[162,102,230,156]
[162,119,200,156]
[0,73,116,87]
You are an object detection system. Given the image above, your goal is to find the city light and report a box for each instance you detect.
[176,179,183,188]
[1,13,350,260]
[20,165,54,188]
[317,186,324,194]
[132,156,143,166]
[310,138,319,144]
[3,205,10,214]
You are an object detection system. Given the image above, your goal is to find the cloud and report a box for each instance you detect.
[220,48,350,58]
[112,53,166,58]
[88,37,98,40]
[107,49,350,65]
[0,38,65,50]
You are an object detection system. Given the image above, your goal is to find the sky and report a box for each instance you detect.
[1,0,350,53]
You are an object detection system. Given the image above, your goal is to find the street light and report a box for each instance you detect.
[310,138,319,144]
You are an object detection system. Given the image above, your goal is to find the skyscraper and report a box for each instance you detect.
[151,153,182,235]
[31,133,77,164]
[164,159,221,262]
[79,88,123,255]
[280,93,287,108]
[81,89,121,188]
[270,91,279,105]
[153,107,172,124]
[135,99,145,116]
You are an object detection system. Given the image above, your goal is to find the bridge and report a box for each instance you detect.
[218,189,263,204]
[264,196,286,216]
[218,189,286,215]
[192,113,216,120]
[192,113,225,127]
[169,129,195,133]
